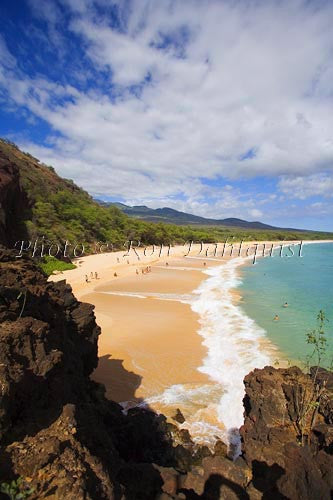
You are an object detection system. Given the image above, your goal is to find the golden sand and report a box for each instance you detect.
[95,266,205,295]
[84,292,210,402]
[83,258,217,406]
[49,241,303,425]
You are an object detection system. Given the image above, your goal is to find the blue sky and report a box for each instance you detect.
[0,0,333,230]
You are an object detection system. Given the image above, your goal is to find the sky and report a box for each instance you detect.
[0,0,333,231]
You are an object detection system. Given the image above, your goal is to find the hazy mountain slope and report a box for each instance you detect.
[98,201,302,231]
[2,139,282,250]
[1,139,331,251]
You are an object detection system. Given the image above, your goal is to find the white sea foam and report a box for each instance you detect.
[154,265,205,271]
[100,291,147,299]
[146,382,225,446]
[102,291,193,303]
[112,258,274,453]
[186,256,224,262]
[190,257,272,452]
[147,383,221,407]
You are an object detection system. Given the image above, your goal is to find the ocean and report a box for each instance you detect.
[121,243,333,452]
[239,242,333,366]
[168,242,333,450]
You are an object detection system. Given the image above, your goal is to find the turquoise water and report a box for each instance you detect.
[238,242,333,365]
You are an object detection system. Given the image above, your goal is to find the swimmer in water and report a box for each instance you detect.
[283,302,289,308]
[274,314,279,321]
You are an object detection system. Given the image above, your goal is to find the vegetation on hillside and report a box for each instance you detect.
[1,138,332,254]
[295,310,332,445]
[39,256,77,276]
[100,201,292,231]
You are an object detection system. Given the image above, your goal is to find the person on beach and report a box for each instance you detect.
[274,314,279,321]
[90,272,94,279]
[95,272,98,279]
[85,274,89,283]
[203,262,206,266]
[127,260,130,265]
[136,269,139,275]
[114,272,118,277]
[166,262,169,266]
[117,257,120,263]
[141,268,145,274]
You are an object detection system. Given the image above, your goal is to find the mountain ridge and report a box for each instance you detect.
[1,138,331,252]
[97,200,306,232]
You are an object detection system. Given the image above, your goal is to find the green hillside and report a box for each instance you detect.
[1,138,332,255]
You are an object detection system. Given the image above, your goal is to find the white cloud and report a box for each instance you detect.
[249,209,264,219]
[1,0,333,221]
[278,174,333,199]
[0,36,16,69]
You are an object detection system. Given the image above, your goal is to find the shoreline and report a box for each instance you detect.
[187,256,285,447]
[49,240,327,445]
[47,241,308,444]
[49,239,333,296]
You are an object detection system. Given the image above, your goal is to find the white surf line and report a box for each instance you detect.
[100,290,194,303]
[98,291,147,299]
[146,382,226,446]
[154,265,206,271]
[185,256,228,261]
[190,257,273,456]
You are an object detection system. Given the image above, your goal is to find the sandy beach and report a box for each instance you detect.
[50,240,323,443]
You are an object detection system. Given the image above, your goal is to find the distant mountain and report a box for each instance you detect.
[96,201,303,232]
[2,139,330,253]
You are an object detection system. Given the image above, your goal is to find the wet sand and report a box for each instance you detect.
[49,240,305,434]
[84,256,228,439]
[84,258,220,405]
[85,292,211,402]
[95,265,210,294]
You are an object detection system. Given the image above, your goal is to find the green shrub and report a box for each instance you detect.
[39,256,76,276]
[0,477,34,500]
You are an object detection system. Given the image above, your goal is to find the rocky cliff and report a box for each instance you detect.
[240,366,333,499]
[0,248,332,499]
[0,151,30,247]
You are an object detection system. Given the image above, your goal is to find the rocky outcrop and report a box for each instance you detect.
[240,366,333,499]
[0,152,30,247]
[0,247,121,498]
[0,247,332,499]
[0,247,234,499]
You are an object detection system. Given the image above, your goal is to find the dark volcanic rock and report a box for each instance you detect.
[179,455,251,499]
[241,366,333,499]
[0,248,226,499]
[1,248,332,499]
[0,152,31,247]
[241,366,303,466]
[172,409,186,424]
[0,247,123,498]
[276,443,332,500]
